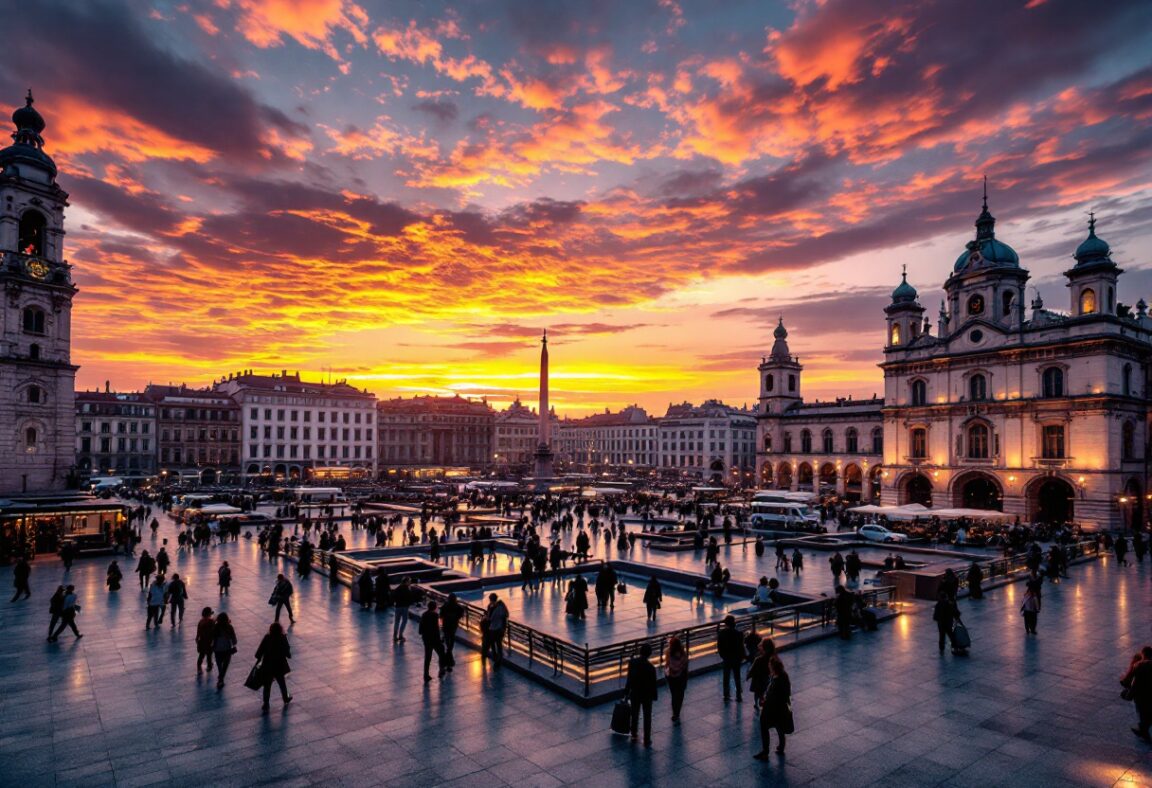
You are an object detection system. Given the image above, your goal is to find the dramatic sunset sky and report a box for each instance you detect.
[3,0,1151,416]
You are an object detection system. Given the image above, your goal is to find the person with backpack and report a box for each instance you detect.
[48,585,82,641]
[624,643,658,746]
[166,573,188,627]
[933,590,961,653]
[270,574,295,625]
[195,607,216,673]
[212,612,238,689]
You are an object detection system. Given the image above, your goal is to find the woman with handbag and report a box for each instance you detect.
[254,622,293,712]
[754,656,793,759]
[212,612,238,689]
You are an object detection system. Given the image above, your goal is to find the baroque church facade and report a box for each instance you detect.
[756,194,1149,531]
[0,93,77,493]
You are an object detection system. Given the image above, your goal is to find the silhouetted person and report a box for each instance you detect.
[419,600,447,681]
[625,643,658,746]
[718,615,744,702]
[10,557,31,601]
[255,622,293,712]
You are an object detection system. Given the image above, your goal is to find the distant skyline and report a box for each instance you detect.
[2,0,1151,417]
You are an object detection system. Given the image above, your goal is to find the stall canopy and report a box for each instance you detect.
[850,504,1013,521]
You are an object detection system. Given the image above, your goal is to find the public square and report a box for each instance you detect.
[2,508,1151,788]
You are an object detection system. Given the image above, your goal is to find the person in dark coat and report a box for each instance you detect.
[566,575,589,619]
[156,547,171,576]
[754,656,793,758]
[643,576,662,621]
[717,615,744,702]
[357,569,374,611]
[1116,536,1130,566]
[255,622,293,711]
[195,607,216,673]
[933,590,960,653]
[218,561,231,595]
[59,541,75,571]
[374,570,392,611]
[746,638,776,711]
[270,574,295,624]
[419,600,447,681]
[967,562,983,600]
[440,593,463,671]
[46,585,65,639]
[834,586,855,640]
[624,643,658,746]
[393,578,413,642]
[166,573,188,627]
[11,556,31,601]
[106,560,123,592]
[594,563,617,610]
[1126,647,1152,741]
[212,612,238,689]
[940,568,960,600]
[136,551,156,590]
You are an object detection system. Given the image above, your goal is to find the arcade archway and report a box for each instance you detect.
[844,464,863,501]
[900,473,933,507]
[1027,476,1075,525]
[797,462,813,490]
[818,463,838,493]
[776,462,792,490]
[953,472,1003,511]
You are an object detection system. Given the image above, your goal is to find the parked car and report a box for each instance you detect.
[857,524,909,543]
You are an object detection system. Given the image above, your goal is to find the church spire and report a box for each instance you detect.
[975,176,996,241]
[770,317,791,361]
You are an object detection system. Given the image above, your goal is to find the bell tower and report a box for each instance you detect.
[758,318,802,416]
[0,91,78,493]
[1065,214,1121,317]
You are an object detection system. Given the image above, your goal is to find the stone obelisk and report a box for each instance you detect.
[533,330,554,485]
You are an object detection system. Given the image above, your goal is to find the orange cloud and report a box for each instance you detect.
[49,95,217,164]
[230,0,369,60]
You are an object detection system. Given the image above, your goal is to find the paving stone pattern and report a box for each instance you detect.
[2,510,1151,787]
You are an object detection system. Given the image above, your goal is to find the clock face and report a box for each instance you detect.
[26,259,49,280]
[967,294,984,316]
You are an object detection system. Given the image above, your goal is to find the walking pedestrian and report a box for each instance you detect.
[156,546,171,576]
[255,622,293,712]
[10,556,31,601]
[218,561,231,595]
[392,577,412,642]
[46,585,65,638]
[834,585,855,640]
[167,573,188,627]
[1021,585,1040,635]
[484,592,509,665]
[212,612,237,689]
[967,561,983,600]
[419,600,447,681]
[48,585,82,641]
[146,575,166,629]
[357,568,374,610]
[718,615,744,702]
[643,576,662,622]
[270,574,295,624]
[754,657,793,759]
[195,607,216,673]
[106,560,123,592]
[136,550,156,590]
[441,592,463,672]
[791,548,803,575]
[664,635,689,723]
[933,590,960,653]
[625,643,658,746]
[1117,536,1130,567]
[1123,647,1152,741]
[747,638,777,711]
[59,541,75,571]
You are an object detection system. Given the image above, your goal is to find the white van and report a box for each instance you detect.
[749,501,824,532]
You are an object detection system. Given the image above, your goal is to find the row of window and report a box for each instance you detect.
[79,421,152,434]
[249,426,369,442]
[160,429,240,442]
[159,448,239,464]
[247,444,373,460]
[769,427,882,455]
[908,366,1138,405]
[906,424,1072,461]
[78,438,153,453]
[249,407,372,425]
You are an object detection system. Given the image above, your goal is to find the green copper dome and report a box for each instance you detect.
[1074,216,1112,267]
[953,190,1020,272]
[891,271,918,303]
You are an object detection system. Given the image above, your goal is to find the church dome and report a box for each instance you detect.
[12,91,45,134]
[891,271,918,303]
[773,318,788,340]
[1073,216,1112,267]
[953,189,1020,272]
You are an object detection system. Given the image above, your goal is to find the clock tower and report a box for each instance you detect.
[0,91,78,493]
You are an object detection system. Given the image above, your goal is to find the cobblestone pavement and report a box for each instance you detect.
[2,510,1151,787]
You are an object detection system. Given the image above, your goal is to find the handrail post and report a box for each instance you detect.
[584,642,590,697]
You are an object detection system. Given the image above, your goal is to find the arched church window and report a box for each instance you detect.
[967,423,989,459]
[782,432,792,453]
[822,429,834,453]
[764,434,773,452]
[787,374,796,393]
[969,374,987,402]
[910,428,927,459]
[18,210,46,256]
[846,428,858,453]
[22,306,45,334]
[800,429,812,454]
[1108,288,1115,314]
[967,294,985,316]
[27,385,41,404]
[1123,420,1136,460]
[1080,288,1097,315]
[1002,291,1014,319]
[1042,367,1065,398]
[910,379,926,406]
[765,374,774,393]
[871,427,883,454]
[29,343,40,360]
[1123,364,1133,397]
[890,324,901,345]
[24,427,37,452]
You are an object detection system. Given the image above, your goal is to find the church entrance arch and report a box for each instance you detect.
[900,473,933,507]
[843,464,863,501]
[1027,476,1075,525]
[776,462,792,490]
[760,463,773,487]
[818,463,838,494]
[953,472,1003,511]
